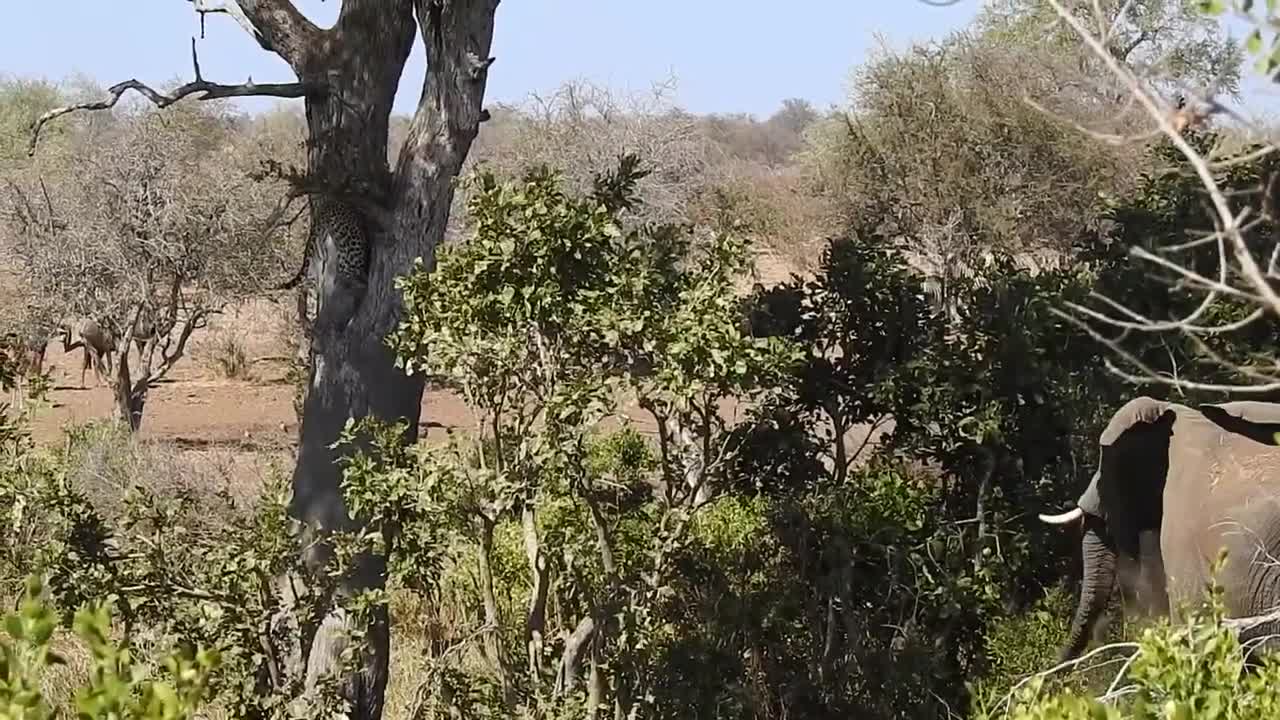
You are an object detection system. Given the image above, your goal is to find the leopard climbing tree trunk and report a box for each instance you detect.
[290,4,498,719]
[203,2,498,718]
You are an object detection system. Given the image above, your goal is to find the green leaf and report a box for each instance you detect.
[1197,0,1226,16]
[4,615,24,641]
[1248,28,1264,55]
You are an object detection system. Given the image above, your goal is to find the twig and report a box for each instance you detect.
[1047,0,1280,320]
[1053,308,1280,393]
[29,38,322,156]
[189,0,263,43]
[1224,606,1280,633]
[992,642,1140,717]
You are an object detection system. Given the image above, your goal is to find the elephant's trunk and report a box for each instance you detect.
[1059,514,1116,663]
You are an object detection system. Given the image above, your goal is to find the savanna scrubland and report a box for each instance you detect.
[7,1,1280,718]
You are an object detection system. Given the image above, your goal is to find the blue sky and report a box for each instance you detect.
[0,1,980,118]
[1,1,1277,119]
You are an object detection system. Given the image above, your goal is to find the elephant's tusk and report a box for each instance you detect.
[1038,507,1084,525]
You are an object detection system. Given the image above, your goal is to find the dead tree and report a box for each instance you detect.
[29,3,499,719]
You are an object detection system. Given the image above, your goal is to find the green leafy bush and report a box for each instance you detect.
[987,587,1280,719]
[0,575,218,720]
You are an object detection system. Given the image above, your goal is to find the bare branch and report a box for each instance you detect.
[990,642,1141,717]
[1053,308,1280,393]
[188,0,320,66]
[1185,332,1280,385]
[29,39,322,156]
[190,0,262,43]
[1209,144,1280,172]
[1028,0,1280,397]
[1046,0,1280,319]
[151,310,206,385]
[1022,94,1161,146]
[250,159,395,232]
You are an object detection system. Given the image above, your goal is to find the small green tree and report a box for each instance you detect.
[363,154,798,717]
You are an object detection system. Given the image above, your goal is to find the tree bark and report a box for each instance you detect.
[110,309,147,431]
[476,516,512,702]
[522,505,549,679]
[111,372,147,432]
[557,615,596,696]
[220,3,498,719]
[555,491,617,703]
[972,446,995,573]
[39,2,498,715]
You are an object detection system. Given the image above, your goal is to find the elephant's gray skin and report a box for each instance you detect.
[1041,396,1280,663]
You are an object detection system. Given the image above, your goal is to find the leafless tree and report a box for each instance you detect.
[24,4,497,718]
[5,102,283,430]
[1035,0,1280,399]
[460,77,714,234]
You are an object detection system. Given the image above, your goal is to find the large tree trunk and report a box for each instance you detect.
[235,3,498,719]
[33,3,499,715]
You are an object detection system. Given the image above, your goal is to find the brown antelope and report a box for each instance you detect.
[59,318,117,389]
[2,331,51,411]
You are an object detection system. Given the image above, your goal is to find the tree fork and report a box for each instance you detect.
[283,4,500,719]
[30,2,500,718]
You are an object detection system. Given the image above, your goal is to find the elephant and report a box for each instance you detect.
[1040,396,1280,663]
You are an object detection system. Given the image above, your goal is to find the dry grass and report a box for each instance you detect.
[61,420,276,525]
[196,328,251,380]
[37,630,95,709]
[386,593,435,720]
[704,159,836,276]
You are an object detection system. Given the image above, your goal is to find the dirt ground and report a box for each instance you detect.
[5,244,820,497]
[17,298,480,449]
[14,245,803,445]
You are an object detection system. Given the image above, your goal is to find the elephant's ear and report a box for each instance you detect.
[1199,401,1280,446]
[1098,396,1171,446]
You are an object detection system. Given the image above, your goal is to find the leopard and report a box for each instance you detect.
[275,194,371,294]
[276,194,374,374]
